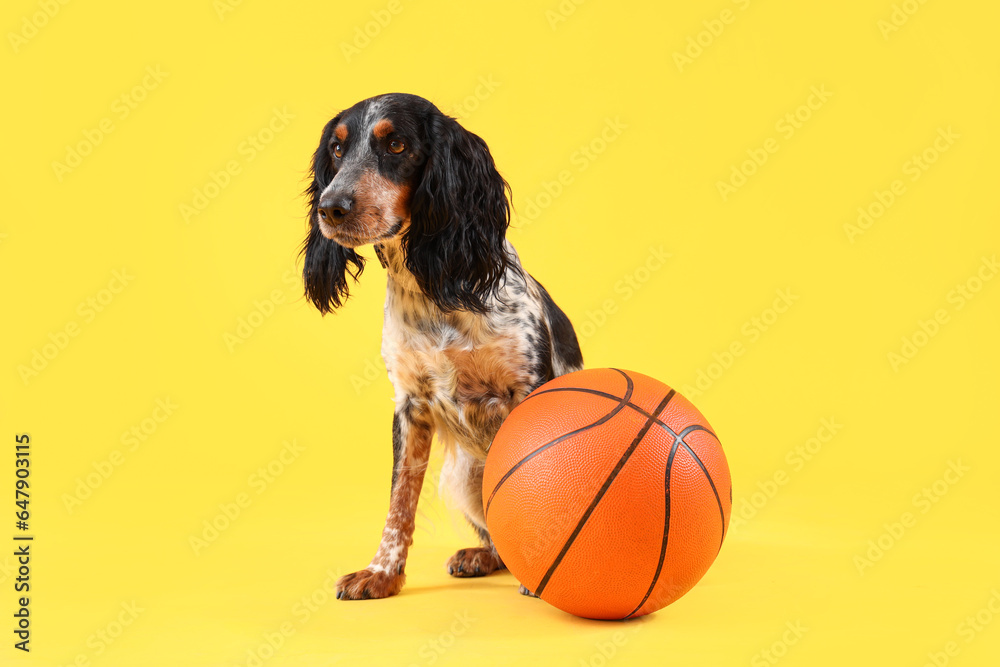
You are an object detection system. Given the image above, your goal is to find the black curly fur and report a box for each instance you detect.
[301,95,512,314]
[404,111,513,313]
[301,116,365,315]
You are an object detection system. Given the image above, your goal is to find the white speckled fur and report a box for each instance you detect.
[378,238,580,534]
[317,95,583,599]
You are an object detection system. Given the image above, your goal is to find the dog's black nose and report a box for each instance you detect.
[318,194,353,225]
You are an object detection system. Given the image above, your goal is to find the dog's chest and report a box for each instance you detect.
[381,296,533,452]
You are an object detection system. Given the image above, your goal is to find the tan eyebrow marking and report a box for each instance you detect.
[373,118,394,140]
[334,124,348,141]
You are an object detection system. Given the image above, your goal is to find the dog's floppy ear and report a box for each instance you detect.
[301,117,365,315]
[405,112,513,313]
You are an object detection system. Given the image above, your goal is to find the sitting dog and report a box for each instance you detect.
[301,93,582,600]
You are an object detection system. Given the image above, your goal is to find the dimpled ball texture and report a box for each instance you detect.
[483,368,732,619]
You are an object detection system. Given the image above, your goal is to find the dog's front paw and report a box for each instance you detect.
[446,547,504,577]
[336,567,405,600]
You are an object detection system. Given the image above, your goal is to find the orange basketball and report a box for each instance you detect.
[483,368,731,619]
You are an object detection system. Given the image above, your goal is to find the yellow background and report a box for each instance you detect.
[3,0,999,665]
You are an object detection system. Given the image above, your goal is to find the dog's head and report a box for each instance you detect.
[302,93,512,314]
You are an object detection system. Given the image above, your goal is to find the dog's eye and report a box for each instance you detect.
[332,143,344,158]
[388,139,406,154]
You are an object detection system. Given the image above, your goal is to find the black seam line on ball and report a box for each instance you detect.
[517,367,635,410]
[534,389,676,598]
[483,370,635,521]
[678,440,727,552]
[623,435,682,620]
[659,424,726,553]
[525,385,718,443]
[619,428,724,619]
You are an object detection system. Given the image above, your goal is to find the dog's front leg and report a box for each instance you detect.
[336,401,432,600]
